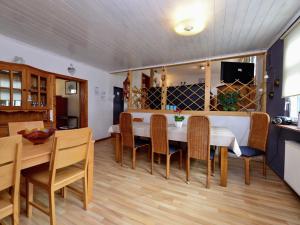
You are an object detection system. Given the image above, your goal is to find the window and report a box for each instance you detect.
[283,21,300,98]
[288,95,300,120]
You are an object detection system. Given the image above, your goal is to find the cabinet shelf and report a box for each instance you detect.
[0,86,10,90]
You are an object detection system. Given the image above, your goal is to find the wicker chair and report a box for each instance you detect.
[150,114,183,179]
[186,116,215,188]
[119,112,150,169]
[230,112,270,185]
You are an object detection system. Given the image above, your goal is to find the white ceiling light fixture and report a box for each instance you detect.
[174,18,206,36]
[172,1,208,36]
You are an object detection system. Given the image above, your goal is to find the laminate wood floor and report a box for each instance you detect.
[4,139,300,225]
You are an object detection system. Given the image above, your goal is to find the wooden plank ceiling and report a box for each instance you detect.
[0,0,299,72]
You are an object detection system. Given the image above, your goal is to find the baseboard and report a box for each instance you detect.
[95,136,112,142]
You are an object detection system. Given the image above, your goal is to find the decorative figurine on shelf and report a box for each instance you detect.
[174,108,185,128]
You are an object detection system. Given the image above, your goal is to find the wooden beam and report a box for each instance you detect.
[161,67,167,110]
[204,61,211,111]
[128,71,133,109]
[262,53,267,112]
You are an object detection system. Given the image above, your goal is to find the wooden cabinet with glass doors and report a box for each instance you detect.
[0,62,52,110]
[27,68,52,109]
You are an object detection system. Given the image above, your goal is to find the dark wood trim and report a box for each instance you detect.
[276,124,300,132]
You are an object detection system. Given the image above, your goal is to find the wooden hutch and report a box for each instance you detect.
[0,61,54,137]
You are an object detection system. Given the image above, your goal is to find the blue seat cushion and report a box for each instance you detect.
[229,146,264,157]
[210,148,215,160]
[169,144,180,154]
[135,138,149,148]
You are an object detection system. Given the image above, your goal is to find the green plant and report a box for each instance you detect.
[218,92,239,111]
[174,108,185,122]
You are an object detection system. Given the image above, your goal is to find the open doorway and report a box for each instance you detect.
[55,78,82,130]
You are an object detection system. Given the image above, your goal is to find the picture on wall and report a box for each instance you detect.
[65,80,77,95]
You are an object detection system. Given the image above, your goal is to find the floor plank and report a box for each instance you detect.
[3,139,300,225]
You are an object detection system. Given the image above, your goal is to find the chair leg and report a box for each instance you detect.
[151,151,154,175]
[211,157,215,176]
[166,155,170,179]
[121,146,124,167]
[179,150,183,169]
[218,147,221,168]
[49,190,56,225]
[26,181,33,218]
[132,148,136,169]
[61,187,67,199]
[262,155,267,177]
[147,145,151,161]
[157,154,161,164]
[186,156,190,183]
[207,160,211,188]
[82,177,88,210]
[244,157,251,185]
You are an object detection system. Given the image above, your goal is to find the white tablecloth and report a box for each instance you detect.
[109,122,241,157]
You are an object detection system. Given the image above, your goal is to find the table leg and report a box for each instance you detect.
[87,141,94,203]
[220,147,228,187]
[115,133,121,163]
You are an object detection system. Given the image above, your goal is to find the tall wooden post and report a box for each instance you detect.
[204,61,211,111]
[161,67,167,110]
[262,53,267,112]
[128,70,132,109]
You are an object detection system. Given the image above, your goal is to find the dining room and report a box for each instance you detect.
[1,1,300,225]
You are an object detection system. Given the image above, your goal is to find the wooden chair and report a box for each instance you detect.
[150,114,183,179]
[232,112,270,185]
[8,121,44,136]
[0,135,22,225]
[119,112,150,169]
[23,128,92,225]
[186,116,214,188]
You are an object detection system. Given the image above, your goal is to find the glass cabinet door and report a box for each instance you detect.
[12,71,22,107]
[0,68,24,108]
[0,69,10,107]
[28,71,49,109]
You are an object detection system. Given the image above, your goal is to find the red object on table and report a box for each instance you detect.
[18,128,55,145]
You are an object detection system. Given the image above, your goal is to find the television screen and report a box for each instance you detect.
[220,62,254,84]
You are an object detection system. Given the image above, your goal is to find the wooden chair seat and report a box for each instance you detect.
[24,166,84,191]
[229,146,264,157]
[0,191,13,219]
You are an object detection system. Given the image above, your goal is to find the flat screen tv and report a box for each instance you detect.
[220,62,254,84]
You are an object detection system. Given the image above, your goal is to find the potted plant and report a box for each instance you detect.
[218,92,239,111]
[174,108,185,128]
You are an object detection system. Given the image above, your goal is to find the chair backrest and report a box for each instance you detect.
[8,121,44,136]
[248,112,270,152]
[49,128,92,185]
[0,135,22,192]
[119,112,134,149]
[150,114,168,155]
[187,116,210,161]
[133,118,144,122]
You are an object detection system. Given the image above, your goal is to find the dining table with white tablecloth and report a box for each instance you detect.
[109,122,241,187]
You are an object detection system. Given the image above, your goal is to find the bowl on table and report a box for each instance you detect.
[18,128,55,144]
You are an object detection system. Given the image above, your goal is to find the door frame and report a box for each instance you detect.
[53,74,88,128]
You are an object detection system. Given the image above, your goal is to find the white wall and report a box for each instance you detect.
[0,34,119,140]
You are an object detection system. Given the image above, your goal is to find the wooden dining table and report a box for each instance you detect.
[109,122,242,187]
[21,137,95,203]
